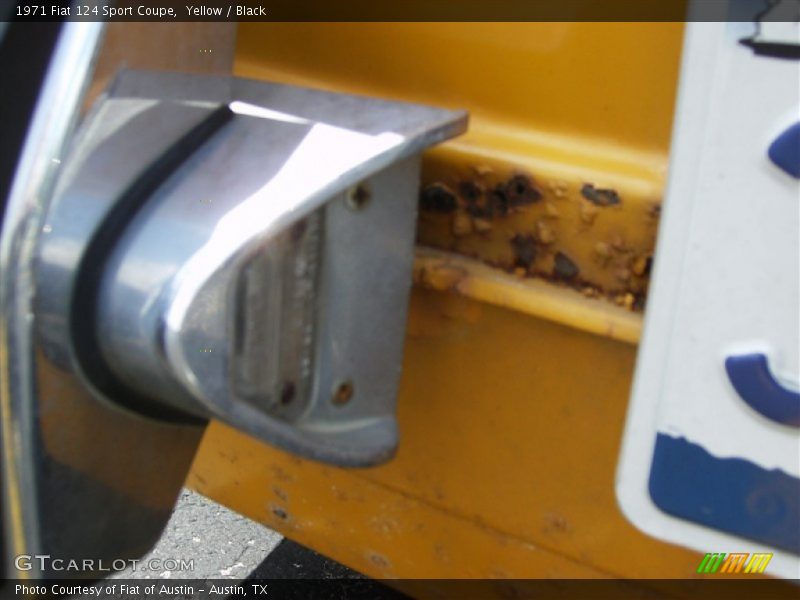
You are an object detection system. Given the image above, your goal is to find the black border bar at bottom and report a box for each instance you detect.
[4,579,800,600]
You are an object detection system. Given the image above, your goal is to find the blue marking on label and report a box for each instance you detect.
[649,434,800,554]
[725,353,800,428]
[768,122,800,178]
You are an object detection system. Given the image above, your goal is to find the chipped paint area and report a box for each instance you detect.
[417,164,660,312]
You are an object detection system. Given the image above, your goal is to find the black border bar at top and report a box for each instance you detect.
[8,0,800,23]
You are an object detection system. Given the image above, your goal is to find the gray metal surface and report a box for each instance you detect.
[37,70,467,467]
[3,62,465,580]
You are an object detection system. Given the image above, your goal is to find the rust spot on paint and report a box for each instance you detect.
[466,202,493,219]
[553,252,579,280]
[420,183,457,213]
[505,174,542,207]
[416,164,658,313]
[510,234,537,270]
[581,183,621,206]
[458,180,483,204]
[487,184,510,216]
[269,504,289,520]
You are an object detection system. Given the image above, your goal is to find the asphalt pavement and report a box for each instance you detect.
[110,489,404,599]
[112,489,282,580]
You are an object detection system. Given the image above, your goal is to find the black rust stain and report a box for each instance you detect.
[505,174,542,207]
[424,173,541,219]
[510,234,537,270]
[420,183,457,213]
[553,252,580,280]
[581,183,621,207]
[458,180,483,204]
[466,203,494,219]
[461,180,494,218]
[487,184,510,217]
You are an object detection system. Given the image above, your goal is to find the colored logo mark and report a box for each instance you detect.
[696,552,773,574]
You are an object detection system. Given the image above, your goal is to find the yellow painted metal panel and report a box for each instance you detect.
[235,23,683,154]
[190,289,704,582]
[187,22,726,584]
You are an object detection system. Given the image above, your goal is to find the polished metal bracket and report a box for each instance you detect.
[0,59,464,578]
[38,70,466,467]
